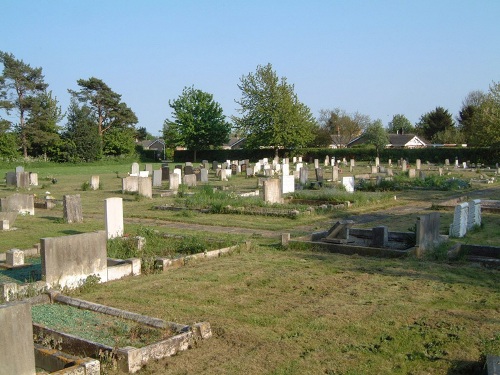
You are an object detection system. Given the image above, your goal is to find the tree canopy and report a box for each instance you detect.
[0,51,49,157]
[318,108,370,147]
[164,86,231,161]
[466,81,500,147]
[387,114,414,134]
[415,107,455,142]
[68,77,138,137]
[364,119,389,156]
[233,63,316,154]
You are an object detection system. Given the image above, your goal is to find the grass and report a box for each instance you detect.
[78,246,500,375]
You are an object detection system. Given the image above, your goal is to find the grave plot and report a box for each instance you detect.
[31,293,212,373]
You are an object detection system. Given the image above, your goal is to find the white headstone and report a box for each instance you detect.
[131,162,140,176]
[342,176,355,193]
[449,202,468,238]
[281,175,295,194]
[282,163,290,176]
[105,197,124,239]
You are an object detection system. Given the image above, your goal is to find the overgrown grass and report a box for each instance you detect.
[356,175,471,192]
[78,246,500,375]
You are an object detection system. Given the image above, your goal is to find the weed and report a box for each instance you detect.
[81,181,90,191]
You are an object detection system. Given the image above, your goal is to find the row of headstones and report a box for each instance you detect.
[449,199,482,238]
[5,166,38,188]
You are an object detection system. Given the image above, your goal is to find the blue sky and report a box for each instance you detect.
[2,0,499,136]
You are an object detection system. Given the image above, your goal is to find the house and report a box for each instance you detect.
[223,136,246,150]
[137,139,165,159]
[347,134,429,149]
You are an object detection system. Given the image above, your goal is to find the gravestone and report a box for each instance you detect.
[370,165,378,174]
[169,173,180,190]
[131,162,140,176]
[29,172,38,186]
[323,220,355,243]
[0,193,35,215]
[185,162,193,167]
[0,302,36,375]
[372,226,388,248]
[408,169,416,178]
[145,164,153,175]
[416,159,421,170]
[231,164,238,175]
[295,162,303,171]
[212,161,219,170]
[282,163,289,176]
[416,212,442,252]
[200,168,209,182]
[0,212,17,228]
[462,162,467,169]
[161,165,170,181]
[5,172,16,186]
[241,164,247,174]
[138,177,152,198]
[246,166,254,177]
[314,159,319,169]
[262,179,282,204]
[332,166,339,181]
[324,156,330,167]
[419,171,426,179]
[220,168,228,181]
[388,159,392,167]
[173,168,182,184]
[16,171,30,188]
[122,176,139,193]
[202,160,209,169]
[438,167,443,176]
[298,156,302,162]
[1,219,9,230]
[350,159,355,168]
[139,170,149,177]
[449,202,468,238]
[105,197,123,239]
[379,166,386,173]
[184,165,194,175]
[193,167,201,181]
[183,174,197,187]
[299,167,308,184]
[15,166,24,173]
[386,168,393,177]
[342,176,355,193]
[153,170,162,187]
[292,156,297,163]
[280,175,295,194]
[315,168,324,185]
[445,159,450,166]
[63,194,83,223]
[375,157,380,167]
[90,175,100,190]
[467,199,481,229]
[6,248,24,267]
[402,160,407,172]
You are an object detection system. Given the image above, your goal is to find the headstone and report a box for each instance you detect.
[29,172,38,186]
[323,220,355,243]
[467,199,481,229]
[193,167,202,181]
[131,162,140,176]
[145,164,153,175]
[416,212,442,252]
[280,175,295,194]
[246,166,254,177]
[153,170,162,187]
[416,159,421,170]
[0,193,35,215]
[332,166,339,181]
[184,165,194,175]
[262,179,282,204]
[342,176,355,193]
[295,162,303,171]
[386,168,393,177]
[202,160,209,169]
[183,174,197,187]
[455,159,459,168]
[16,171,30,188]
[445,159,450,166]
[350,159,355,168]
[185,161,193,167]
[5,172,16,186]
[298,156,302,162]
[15,166,24,173]
[281,233,290,246]
[6,248,24,267]
[139,170,149,177]
[314,159,319,169]
[122,176,139,192]
[169,173,180,191]
[379,166,386,173]
[449,202,468,238]
[90,175,100,190]
[438,167,443,176]
[231,164,238,175]
[138,177,152,198]
[388,159,392,167]
[370,165,378,174]
[161,165,170,181]
[212,161,219,170]
[462,162,467,169]
[402,160,407,172]
[0,302,36,375]
[419,171,426,179]
[173,168,182,184]
[408,169,416,178]
[299,167,308,184]
[375,157,380,167]
[63,194,83,223]
[315,168,324,184]
[324,156,330,167]
[371,226,388,248]
[200,168,209,182]
[220,168,228,181]
[105,197,123,239]
[292,156,297,163]
[1,219,9,230]
[241,164,247,174]
[282,163,290,176]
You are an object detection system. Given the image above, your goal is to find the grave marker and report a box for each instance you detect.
[90,175,100,190]
[263,179,282,204]
[467,199,481,229]
[449,202,468,238]
[153,170,162,187]
[342,176,355,193]
[63,194,83,223]
[105,197,123,239]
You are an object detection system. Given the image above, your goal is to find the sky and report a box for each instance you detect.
[2,0,500,137]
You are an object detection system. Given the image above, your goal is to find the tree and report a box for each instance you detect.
[457,90,486,143]
[0,118,19,159]
[415,107,454,142]
[364,119,389,156]
[103,126,136,156]
[24,91,64,159]
[136,126,153,141]
[233,63,316,155]
[467,81,500,147]
[69,77,138,138]
[0,51,48,157]
[318,108,370,148]
[387,114,414,134]
[164,86,231,161]
[63,99,102,162]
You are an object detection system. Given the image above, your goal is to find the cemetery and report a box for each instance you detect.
[0,156,499,374]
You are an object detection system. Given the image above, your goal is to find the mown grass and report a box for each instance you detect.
[79,246,500,375]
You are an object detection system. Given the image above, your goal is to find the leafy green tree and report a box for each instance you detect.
[233,64,316,155]
[24,91,63,159]
[63,99,102,162]
[103,126,136,156]
[69,77,138,138]
[467,81,500,147]
[0,51,48,157]
[457,90,486,143]
[387,114,414,134]
[318,108,370,148]
[364,119,389,156]
[136,126,154,141]
[164,86,231,161]
[0,118,19,159]
[415,107,455,142]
